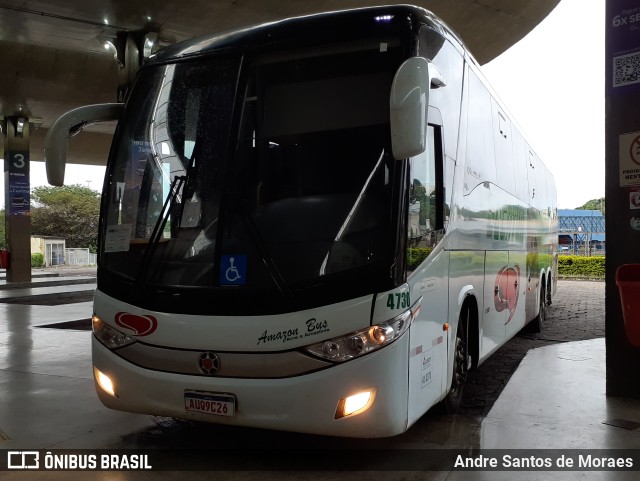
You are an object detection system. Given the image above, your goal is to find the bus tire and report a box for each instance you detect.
[528,281,546,333]
[444,306,469,413]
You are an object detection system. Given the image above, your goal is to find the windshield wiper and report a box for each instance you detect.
[136,174,186,283]
[319,149,385,275]
[236,204,293,299]
[216,186,294,299]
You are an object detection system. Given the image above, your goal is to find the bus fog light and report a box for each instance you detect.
[335,388,376,419]
[94,367,117,398]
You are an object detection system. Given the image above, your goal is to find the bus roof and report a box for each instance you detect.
[146,5,461,65]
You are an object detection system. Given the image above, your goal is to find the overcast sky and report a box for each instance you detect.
[19,0,604,210]
[483,0,605,209]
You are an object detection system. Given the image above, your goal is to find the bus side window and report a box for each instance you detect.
[408,124,444,250]
[492,101,516,196]
[419,28,463,163]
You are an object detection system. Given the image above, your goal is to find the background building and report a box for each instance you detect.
[558,209,605,255]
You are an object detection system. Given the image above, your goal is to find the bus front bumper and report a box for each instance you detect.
[91,334,410,438]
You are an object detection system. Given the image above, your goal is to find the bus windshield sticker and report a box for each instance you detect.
[220,255,247,285]
[104,224,132,253]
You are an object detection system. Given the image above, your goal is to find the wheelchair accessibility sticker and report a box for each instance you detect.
[220,255,247,285]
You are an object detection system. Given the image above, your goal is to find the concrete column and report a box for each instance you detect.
[3,116,31,282]
[115,31,140,102]
[605,0,640,397]
[115,30,159,102]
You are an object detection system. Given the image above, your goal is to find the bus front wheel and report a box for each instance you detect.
[444,308,469,413]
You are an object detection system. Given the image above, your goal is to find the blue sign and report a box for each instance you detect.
[8,149,30,216]
[220,255,247,286]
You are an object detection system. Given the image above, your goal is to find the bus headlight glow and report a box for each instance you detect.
[94,367,117,397]
[92,315,137,349]
[369,325,393,344]
[335,388,377,419]
[303,298,421,363]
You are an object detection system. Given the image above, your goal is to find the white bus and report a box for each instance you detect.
[46,5,558,438]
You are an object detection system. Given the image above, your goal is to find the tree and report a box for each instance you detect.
[575,197,605,215]
[31,184,100,249]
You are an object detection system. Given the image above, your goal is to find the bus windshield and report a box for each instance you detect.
[100,41,403,301]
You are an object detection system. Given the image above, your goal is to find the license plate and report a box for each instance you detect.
[184,390,235,417]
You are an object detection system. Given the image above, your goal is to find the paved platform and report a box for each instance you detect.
[0,267,96,306]
[0,280,639,480]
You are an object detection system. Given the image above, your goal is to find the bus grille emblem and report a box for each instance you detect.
[199,352,221,375]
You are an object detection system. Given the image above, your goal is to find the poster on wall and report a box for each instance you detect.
[619,131,640,186]
[607,1,640,94]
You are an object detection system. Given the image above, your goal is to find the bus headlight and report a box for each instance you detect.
[92,315,137,349]
[304,298,421,363]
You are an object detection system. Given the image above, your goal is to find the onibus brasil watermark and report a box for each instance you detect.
[7,451,151,471]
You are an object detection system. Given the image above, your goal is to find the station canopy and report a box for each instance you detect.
[0,0,560,166]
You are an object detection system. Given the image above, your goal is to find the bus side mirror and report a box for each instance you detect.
[390,57,430,160]
[390,57,445,160]
[44,103,124,186]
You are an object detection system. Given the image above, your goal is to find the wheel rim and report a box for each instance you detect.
[539,289,546,326]
[451,335,466,398]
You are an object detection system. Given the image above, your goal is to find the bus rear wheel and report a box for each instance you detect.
[527,281,546,334]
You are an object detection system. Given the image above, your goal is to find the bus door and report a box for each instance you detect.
[406,122,449,424]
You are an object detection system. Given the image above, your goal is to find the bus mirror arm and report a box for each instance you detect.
[69,121,89,137]
[44,103,124,186]
[428,62,446,89]
[389,57,431,160]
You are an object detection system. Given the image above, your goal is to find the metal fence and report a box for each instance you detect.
[65,248,97,266]
[559,244,606,256]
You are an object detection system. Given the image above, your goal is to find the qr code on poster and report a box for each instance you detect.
[614,51,640,87]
